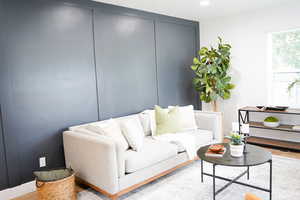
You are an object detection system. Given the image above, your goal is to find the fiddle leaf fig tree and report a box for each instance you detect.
[191,37,235,111]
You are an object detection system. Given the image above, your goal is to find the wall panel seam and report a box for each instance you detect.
[153,20,160,105]
[91,9,101,121]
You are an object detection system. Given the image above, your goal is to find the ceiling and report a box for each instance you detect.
[93,0,295,21]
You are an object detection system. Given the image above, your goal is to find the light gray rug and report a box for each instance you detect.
[78,155,300,200]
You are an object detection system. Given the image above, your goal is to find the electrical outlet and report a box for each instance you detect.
[39,157,46,168]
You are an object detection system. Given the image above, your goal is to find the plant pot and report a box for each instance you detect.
[230,144,244,157]
[263,121,280,128]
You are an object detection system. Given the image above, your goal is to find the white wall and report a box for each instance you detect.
[0,181,35,200]
[200,1,300,135]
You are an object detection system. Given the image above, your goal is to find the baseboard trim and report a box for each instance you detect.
[0,181,35,200]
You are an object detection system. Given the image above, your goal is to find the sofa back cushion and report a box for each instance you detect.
[86,119,129,150]
[72,126,102,138]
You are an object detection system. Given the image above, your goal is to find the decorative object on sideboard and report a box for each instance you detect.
[263,116,280,128]
[190,37,235,112]
[256,106,289,111]
[292,125,300,131]
[226,133,244,157]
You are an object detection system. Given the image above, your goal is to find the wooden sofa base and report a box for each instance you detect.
[76,158,197,200]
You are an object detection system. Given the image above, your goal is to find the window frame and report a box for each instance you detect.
[267,29,300,108]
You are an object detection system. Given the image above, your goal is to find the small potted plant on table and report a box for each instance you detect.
[226,133,244,157]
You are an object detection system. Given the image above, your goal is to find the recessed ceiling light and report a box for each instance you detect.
[200,0,211,6]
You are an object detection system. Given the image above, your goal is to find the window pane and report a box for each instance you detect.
[271,72,300,107]
[272,30,300,71]
[270,29,300,108]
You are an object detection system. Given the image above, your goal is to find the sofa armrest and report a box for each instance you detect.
[194,110,223,142]
[63,131,122,194]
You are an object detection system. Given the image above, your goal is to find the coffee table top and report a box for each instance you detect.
[197,143,272,167]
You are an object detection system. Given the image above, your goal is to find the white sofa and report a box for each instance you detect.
[63,110,223,200]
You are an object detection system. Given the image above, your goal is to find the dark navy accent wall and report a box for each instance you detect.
[0,0,200,189]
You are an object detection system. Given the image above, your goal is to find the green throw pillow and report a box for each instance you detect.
[155,105,184,135]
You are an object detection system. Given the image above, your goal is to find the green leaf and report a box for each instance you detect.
[223,76,231,83]
[192,77,201,85]
[288,79,300,91]
[225,83,235,90]
[199,47,208,55]
[191,65,198,71]
[223,92,231,99]
[224,44,232,48]
[193,57,200,65]
[218,36,222,43]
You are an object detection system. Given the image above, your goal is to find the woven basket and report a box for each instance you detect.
[36,172,76,200]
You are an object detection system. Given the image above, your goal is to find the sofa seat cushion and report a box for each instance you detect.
[125,137,178,173]
[175,129,213,153]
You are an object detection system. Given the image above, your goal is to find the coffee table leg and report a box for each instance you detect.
[269,160,272,200]
[201,159,204,183]
[213,164,216,200]
[247,166,250,180]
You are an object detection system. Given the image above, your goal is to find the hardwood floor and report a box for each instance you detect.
[12,146,300,200]
[264,147,300,159]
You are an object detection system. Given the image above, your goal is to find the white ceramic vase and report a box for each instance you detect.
[230,143,244,157]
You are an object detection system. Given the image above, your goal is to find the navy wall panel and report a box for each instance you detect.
[2,0,98,185]
[156,22,198,107]
[94,12,158,119]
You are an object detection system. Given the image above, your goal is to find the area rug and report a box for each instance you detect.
[77,155,300,200]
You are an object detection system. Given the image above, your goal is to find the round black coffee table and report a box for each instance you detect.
[197,143,272,200]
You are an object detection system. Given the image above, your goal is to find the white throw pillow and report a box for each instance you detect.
[168,105,197,131]
[141,109,156,136]
[139,110,153,135]
[120,118,144,151]
[86,119,129,150]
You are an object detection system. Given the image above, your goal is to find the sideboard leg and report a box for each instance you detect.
[269,160,272,200]
[201,159,204,183]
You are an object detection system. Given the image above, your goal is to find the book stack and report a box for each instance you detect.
[205,145,226,158]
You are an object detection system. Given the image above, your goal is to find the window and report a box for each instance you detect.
[269,29,300,108]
